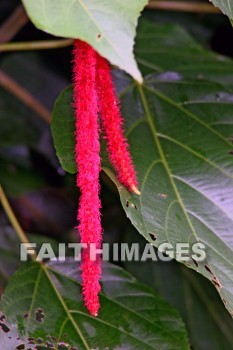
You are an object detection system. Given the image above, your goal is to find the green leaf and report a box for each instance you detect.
[209,0,233,20]
[51,23,233,316]
[135,20,233,87]
[123,231,233,350]
[51,86,76,174]
[21,0,147,82]
[0,260,189,349]
[112,75,233,317]
[0,227,59,285]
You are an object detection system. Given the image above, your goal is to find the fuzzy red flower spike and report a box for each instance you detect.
[96,53,140,195]
[73,40,102,316]
[73,39,140,316]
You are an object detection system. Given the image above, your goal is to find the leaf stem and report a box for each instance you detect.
[147,1,220,14]
[0,5,28,44]
[0,185,36,260]
[0,70,51,123]
[0,39,74,52]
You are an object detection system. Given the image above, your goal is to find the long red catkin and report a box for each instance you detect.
[73,40,102,316]
[96,53,140,195]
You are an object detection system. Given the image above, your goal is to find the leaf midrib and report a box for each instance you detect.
[70,310,161,350]
[47,265,185,343]
[70,0,124,60]
[42,264,91,350]
[137,83,200,243]
[136,83,233,313]
[25,265,42,335]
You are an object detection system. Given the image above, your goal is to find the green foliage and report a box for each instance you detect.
[0,260,189,349]
[135,20,233,87]
[51,21,233,317]
[22,0,148,81]
[124,231,233,350]
[51,86,76,174]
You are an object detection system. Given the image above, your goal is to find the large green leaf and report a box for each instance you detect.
[0,260,189,349]
[135,20,233,87]
[21,0,147,82]
[123,230,233,350]
[114,74,233,317]
[51,22,233,316]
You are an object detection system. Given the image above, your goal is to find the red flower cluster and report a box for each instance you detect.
[73,39,139,316]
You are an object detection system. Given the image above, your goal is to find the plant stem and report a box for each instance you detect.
[0,39,74,52]
[147,1,220,13]
[0,5,51,125]
[0,70,51,123]
[0,185,37,261]
[0,186,30,245]
[0,5,28,43]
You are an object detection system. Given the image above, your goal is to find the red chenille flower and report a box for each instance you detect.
[96,53,140,195]
[73,39,102,316]
[73,39,139,316]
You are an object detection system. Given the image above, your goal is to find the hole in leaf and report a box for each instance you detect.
[28,337,36,344]
[205,265,213,274]
[35,308,45,323]
[0,321,10,333]
[212,276,222,288]
[129,202,137,210]
[149,233,157,241]
[36,338,43,344]
[158,193,167,198]
[191,257,198,267]
[125,199,137,209]
[16,345,25,350]
[58,341,69,349]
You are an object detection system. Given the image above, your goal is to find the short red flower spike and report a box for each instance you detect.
[73,39,140,316]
